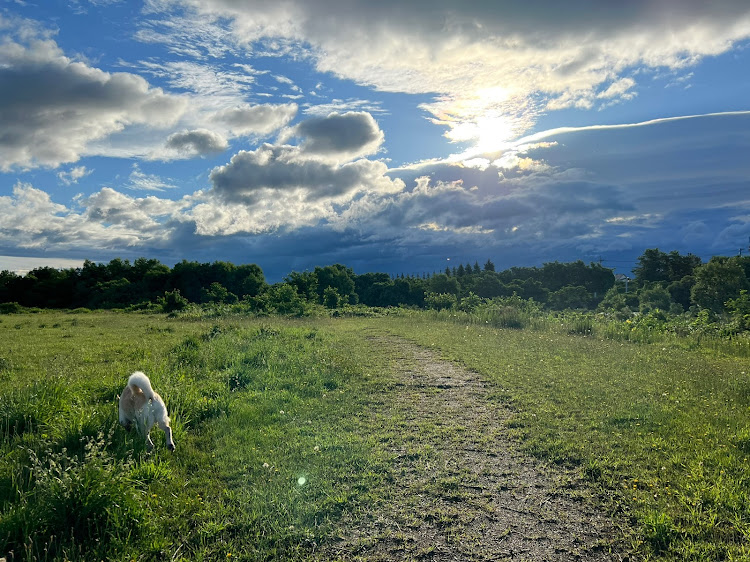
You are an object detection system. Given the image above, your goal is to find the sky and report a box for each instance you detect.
[1,1,750,281]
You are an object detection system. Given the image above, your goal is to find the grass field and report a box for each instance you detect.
[1,311,749,560]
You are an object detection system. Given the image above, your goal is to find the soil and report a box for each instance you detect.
[319,335,635,561]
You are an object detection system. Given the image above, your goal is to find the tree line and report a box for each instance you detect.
[1,249,749,319]
[0,257,615,312]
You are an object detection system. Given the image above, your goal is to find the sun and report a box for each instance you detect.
[442,87,519,154]
[473,115,517,153]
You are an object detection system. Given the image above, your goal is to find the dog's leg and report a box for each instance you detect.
[158,420,175,451]
[145,431,155,451]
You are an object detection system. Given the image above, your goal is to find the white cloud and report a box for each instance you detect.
[127,164,177,191]
[213,103,297,136]
[209,143,402,205]
[281,111,385,162]
[131,59,256,100]
[0,182,193,253]
[0,18,188,170]
[57,165,93,185]
[151,1,750,150]
[165,128,228,156]
[597,77,637,100]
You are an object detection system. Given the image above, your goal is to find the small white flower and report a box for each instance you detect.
[263,462,270,469]
[314,446,320,451]
[279,410,285,414]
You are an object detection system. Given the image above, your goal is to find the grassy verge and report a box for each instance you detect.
[0,312,392,561]
[375,314,750,560]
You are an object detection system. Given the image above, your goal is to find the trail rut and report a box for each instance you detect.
[321,336,633,561]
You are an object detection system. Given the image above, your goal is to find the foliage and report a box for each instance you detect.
[425,292,457,311]
[633,248,701,286]
[691,257,749,313]
[323,286,342,309]
[638,284,672,314]
[158,288,189,313]
[4,249,750,323]
[267,283,307,316]
[547,285,593,310]
[726,290,750,333]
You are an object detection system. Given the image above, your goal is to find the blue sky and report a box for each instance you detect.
[1,1,750,281]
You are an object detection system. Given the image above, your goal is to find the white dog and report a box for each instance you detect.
[119,371,175,451]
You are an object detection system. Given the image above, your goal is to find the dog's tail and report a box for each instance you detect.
[128,371,155,400]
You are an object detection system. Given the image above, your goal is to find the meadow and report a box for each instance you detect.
[1,310,749,560]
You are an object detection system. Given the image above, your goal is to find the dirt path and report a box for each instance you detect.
[321,336,633,561]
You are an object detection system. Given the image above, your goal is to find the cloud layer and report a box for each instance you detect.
[149,0,750,145]
[3,112,748,278]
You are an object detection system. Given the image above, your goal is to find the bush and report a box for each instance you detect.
[727,290,750,333]
[268,283,307,316]
[0,302,24,314]
[458,292,482,312]
[158,289,189,313]
[425,292,457,311]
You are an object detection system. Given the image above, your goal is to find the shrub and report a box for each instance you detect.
[458,292,481,312]
[0,302,24,314]
[158,289,189,313]
[727,290,750,333]
[425,292,457,311]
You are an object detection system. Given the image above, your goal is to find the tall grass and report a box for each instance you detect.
[422,299,750,358]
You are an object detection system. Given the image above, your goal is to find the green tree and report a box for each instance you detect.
[634,248,701,286]
[547,286,592,310]
[285,270,318,301]
[323,286,342,309]
[314,264,356,304]
[691,257,749,313]
[727,290,750,332]
[458,292,481,312]
[597,286,633,319]
[202,282,237,304]
[267,283,306,315]
[638,284,672,314]
[429,274,459,296]
[237,264,267,298]
[667,275,695,311]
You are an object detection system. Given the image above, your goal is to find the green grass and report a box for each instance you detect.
[376,314,750,561]
[2,310,750,560]
[0,312,392,561]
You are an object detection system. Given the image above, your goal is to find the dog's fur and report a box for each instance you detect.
[119,371,175,451]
